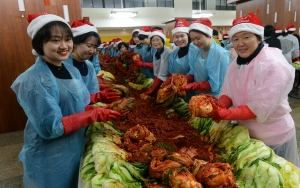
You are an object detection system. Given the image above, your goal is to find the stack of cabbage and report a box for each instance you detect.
[189,118,300,188]
[80,121,152,188]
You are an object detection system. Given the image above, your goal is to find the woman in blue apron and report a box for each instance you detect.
[11,13,120,188]
[65,19,120,103]
[135,26,155,79]
[179,18,231,97]
[163,19,197,102]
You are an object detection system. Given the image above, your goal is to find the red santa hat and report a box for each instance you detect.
[27,13,69,39]
[172,19,189,36]
[275,26,282,34]
[71,19,98,37]
[286,24,296,32]
[150,28,166,43]
[139,26,152,36]
[114,38,123,46]
[98,43,103,48]
[222,33,229,39]
[129,38,136,48]
[229,12,264,39]
[103,42,108,48]
[189,18,213,37]
[132,29,140,34]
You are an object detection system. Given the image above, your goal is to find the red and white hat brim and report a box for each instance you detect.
[189,23,213,37]
[132,29,140,34]
[27,14,69,39]
[275,30,282,33]
[150,31,166,42]
[172,27,189,36]
[223,36,229,39]
[72,25,98,37]
[129,45,136,48]
[229,23,264,39]
[287,28,296,31]
[139,30,150,36]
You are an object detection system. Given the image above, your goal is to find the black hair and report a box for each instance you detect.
[213,29,218,36]
[73,31,101,46]
[293,34,300,48]
[275,33,282,38]
[138,34,148,41]
[32,21,73,56]
[118,42,129,51]
[189,29,211,38]
[282,31,288,37]
[132,31,139,38]
[287,31,294,35]
[254,34,262,41]
[264,25,275,37]
[150,27,165,45]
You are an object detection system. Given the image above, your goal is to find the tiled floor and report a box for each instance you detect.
[0,96,299,188]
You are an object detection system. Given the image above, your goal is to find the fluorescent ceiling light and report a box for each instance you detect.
[110,11,137,18]
[192,13,214,18]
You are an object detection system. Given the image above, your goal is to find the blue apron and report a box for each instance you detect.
[141,46,155,78]
[65,55,99,94]
[168,46,195,102]
[190,40,231,97]
[11,57,90,188]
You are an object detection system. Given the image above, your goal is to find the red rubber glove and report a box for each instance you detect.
[185,74,194,83]
[99,84,111,91]
[144,77,163,96]
[208,102,256,120]
[62,108,121,134]
[134,61,154,69]
[218,95,232,109]
[85,105,110,111]
[90,89,121,104]
[161,75,172,88]
[179,81,211,91]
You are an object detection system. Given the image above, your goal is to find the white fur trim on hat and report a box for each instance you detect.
[172,27,189,36]
[129,44,136,48]
[132,29,140,34]
[150,31,166,43]
[139,30,150,36]
[27,14,69,39]
[275,29,282,33]
[287,28,296,31]
[229,23,264,39]
[189,23,213,37]
[72,25,98,37]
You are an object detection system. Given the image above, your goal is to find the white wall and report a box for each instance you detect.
[82,7,236,29]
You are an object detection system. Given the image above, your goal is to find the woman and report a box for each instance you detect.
[132,29,144,55]
[142,27,172,96]
[65,19,120,103]
[136,26,155,78]
[179,18,231,97]
[205,12,299,167]
[163,19,197,102]
[10,13,120,188]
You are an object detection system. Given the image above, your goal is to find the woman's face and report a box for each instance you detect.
[73,36,98,61]
[173,32,189,48]
[120,45,128,53]
[190,31,211,50]
[42,27,73,65]
[133,36,141,45]
[232,31,260,58]
[151,36,164,50]
[142,37,150,46]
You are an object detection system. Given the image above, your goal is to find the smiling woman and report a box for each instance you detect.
[203,12,300,168]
